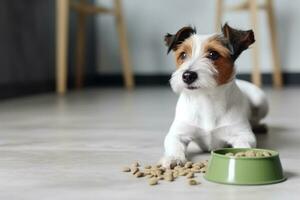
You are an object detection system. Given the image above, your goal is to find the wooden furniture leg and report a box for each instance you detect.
[215,0,224,32]
[114,0,134,90]
[75,0,87,89]
[249,0,261,87]
[56,0,69,94]
[266,0,283,88]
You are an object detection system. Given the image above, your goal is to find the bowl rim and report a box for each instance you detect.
[212,148,279,160]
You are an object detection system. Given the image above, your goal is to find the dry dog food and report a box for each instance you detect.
[188,179,199,185]
[148,178,158,185]
[225,150,272,158]
[122,160,208,186]
[122,166,131,172]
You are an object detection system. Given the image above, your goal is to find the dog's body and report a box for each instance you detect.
[160,24,268,167]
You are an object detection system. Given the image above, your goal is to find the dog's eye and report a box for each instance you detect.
[207,51,220,61]
[179,52,187,60]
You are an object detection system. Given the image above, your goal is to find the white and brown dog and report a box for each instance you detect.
[160,24,268,168]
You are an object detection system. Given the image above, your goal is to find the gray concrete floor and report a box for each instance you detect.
[0,87,299,200]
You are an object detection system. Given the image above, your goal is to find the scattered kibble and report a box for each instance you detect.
[184,161,193,168]
[148,178,158,185]
[262,151,272,157]
[135,171,144,178]
[188,179,198,185]
[255,151,263,157]
[186,172,194,179]
[131,167,139,175]
[132,161,140,167]
[144,165,151,169]
[235,152,246,157]
[179,170,188,176]
[122,160,208,186]
[224,150,272,158]
[122,166,131,172]
[225,152,234,157]
[165,173,174,182]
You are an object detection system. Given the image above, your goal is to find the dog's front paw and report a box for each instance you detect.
[159,155,187,169]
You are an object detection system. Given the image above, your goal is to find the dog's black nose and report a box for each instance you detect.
[182,71,198,84]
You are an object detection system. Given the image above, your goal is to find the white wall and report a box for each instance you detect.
[95,0,300,75]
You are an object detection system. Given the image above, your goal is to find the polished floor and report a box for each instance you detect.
[0,87,299,200]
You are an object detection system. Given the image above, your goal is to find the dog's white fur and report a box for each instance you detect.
[160,34,268,167]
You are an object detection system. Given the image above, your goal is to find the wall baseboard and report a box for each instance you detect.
[1,73,300,99]
[0,80,54,99]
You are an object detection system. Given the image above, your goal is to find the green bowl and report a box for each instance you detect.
[204,148,286,185]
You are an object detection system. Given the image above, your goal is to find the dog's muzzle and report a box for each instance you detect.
[182,71,198,85]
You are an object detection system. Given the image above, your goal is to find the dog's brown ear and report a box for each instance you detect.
[222,23,255,61]
[164,26,196,54]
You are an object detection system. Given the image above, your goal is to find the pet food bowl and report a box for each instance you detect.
[204,148,286,185]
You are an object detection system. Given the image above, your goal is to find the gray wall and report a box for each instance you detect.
[95,0,300,75]
[0,0,96,98]
[0,0,55,85]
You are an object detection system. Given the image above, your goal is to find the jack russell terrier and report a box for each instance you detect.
[160,23,268,168]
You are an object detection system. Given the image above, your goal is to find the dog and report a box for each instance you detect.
[159,23,268,168]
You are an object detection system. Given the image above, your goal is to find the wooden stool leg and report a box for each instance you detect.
[56,0,69,94]
[75,0,87,89]
[114,0,134,89]
[266,0,283,88]
[215,0,224,32]
[249,0,261,87]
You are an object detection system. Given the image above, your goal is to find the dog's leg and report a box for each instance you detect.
[212,124,257,149]
[159,122,197,168]
[159,134,188,168]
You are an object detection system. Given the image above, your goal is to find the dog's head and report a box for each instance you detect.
[165,23,255,93]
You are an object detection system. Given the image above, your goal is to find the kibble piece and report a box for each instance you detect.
[156,164,162,168]
[144,165,151,169]
[192,163,198,168]
[131,167,139,175]
[148,178,158,185]
[147,174,154,178]
[186,172,194,179]
[155,169,163,176]
[188,179,198,185]
[263,151,272,157]
[185,168,191,173]
[150,173,157,177]
[184,161,193,168]
[132,161,140,167]
[193,165,201,170]
[160,167,166,173]
[225,152,234,157]
[170,162,177,169]
[255,151,263,157]
[144,169,151,175]
[191,168,201,173]
[135,171,144,178]
[179,170,188,176]
[198,162,205,168]
[122,166,131,172]
[245,150,256,157]
[173,171,179,178]
[235,152,246,157]
[200,167,207,173]
[165,174,174,182]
